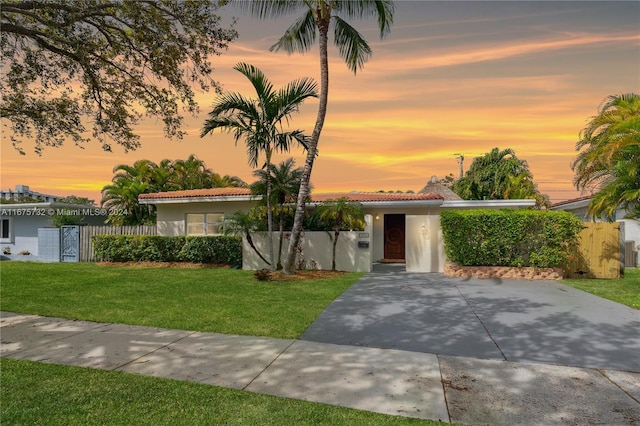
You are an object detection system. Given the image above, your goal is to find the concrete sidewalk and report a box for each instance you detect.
[2,311,639,424]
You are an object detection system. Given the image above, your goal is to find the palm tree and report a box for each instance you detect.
[100,179,152,225]
[211,173,248,188]
[201,62,317,269]
[224,209,271,266]
[572,93,640,219]
[314,197,365,271]
[251,158,305,269]
[240,0,395,274]
[169,154,215,190]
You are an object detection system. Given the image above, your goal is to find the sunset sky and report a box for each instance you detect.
[1,1,639,204]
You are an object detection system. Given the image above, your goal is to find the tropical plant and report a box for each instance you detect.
[453,147,548,207]
[100,156,245,225]
[314,197,365,271]
[1,1,237,154]
[251,158,305,269]
[240,0,395,274]
[224,209,270,267]
[201,62,317,269]
[572,93,640,219]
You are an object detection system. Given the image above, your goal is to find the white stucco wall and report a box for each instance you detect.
[243,215,373,272]
[155,201,255,236]
[405,214,445,273]
[0,216,53,255]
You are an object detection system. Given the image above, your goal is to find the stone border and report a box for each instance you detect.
[444,263,563,280]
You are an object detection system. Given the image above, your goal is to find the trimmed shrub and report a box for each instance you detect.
[92,235,241,266]
[440,209,583,268]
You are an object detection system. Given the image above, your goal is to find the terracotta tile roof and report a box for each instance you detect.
[139,187,252,199]
[551,195,592,208]
[310,192,443,202]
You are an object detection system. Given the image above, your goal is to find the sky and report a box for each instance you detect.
[1,1,639,204]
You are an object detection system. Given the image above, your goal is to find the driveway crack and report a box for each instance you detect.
[455,286,507,361]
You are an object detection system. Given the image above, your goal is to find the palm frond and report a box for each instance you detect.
[234,62,276,107]
[270,8,317,54]
[333,16,372,73]
[236,0,302,20]
[336,0,394,38]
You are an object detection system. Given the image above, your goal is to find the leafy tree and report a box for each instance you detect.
[169,155,217,190]
[101,179,151,225]
[314,197,365,271]
[572,93,640,219]
[201,62,317,269]
[453,147,548,207]
[240,0,395,274]
[251,158,305,269]
[1,0,237,154]
[58,195,95,206]
[211,173,248,188]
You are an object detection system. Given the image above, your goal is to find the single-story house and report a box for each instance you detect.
[551,195,639,266]
[139,177,535,273]
[1,202,106,258]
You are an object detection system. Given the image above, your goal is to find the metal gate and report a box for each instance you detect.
[60,225,80,262]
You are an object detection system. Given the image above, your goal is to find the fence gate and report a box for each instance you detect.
[60,225,80,262]
[565,222,622,279]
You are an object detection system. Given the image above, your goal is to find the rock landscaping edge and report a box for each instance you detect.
[444,263,563,280]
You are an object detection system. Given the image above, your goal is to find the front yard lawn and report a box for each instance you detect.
[562,268,639,309]
[0,262,362,339]
[1,358,436,426]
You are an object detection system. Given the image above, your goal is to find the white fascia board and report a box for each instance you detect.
[139,195,259,205]
[306,200,443,209]
[441,199,536,208]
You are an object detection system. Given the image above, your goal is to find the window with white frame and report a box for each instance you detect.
[1,217,12,243]
[186,213,225,236]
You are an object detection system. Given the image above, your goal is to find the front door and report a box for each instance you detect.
[384,214,405,261]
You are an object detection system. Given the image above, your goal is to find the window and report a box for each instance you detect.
[186,213,224,236]
[1,218,12,243]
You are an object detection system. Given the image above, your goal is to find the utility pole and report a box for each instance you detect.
[454,153,465,179]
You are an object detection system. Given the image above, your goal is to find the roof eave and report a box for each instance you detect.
[307,199,443,208]
[139,195,259,205]
[441,199,536,208]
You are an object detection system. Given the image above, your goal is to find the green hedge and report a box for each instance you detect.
[92,235,242,266]
[440,209,583,268]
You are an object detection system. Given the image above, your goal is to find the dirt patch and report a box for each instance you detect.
[97,262,348,281]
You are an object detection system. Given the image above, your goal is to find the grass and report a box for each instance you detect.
[561,268,640,309]
[0,262,362,339]
[0,358,439,426]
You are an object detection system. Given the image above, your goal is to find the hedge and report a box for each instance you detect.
[440,209,583,268]
[92,235,242,266]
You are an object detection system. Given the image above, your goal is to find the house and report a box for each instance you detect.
[1,202,106,259]
[139,178,535,272]
[551,196,640,267]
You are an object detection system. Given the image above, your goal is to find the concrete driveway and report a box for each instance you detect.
[301,266,640,372]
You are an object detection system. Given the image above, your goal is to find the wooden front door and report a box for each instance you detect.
[384,214,405,261]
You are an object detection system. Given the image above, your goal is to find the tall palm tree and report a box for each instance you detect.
[314,197,365,271]
[251,158,305,269]
[572,93,640,219]
[240,0,395,274]
[201,62,317,269]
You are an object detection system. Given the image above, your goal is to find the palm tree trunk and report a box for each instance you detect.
[332,229,339,271]
[283,17,330,275]
[277,208,285,270]
[266,153,275,270]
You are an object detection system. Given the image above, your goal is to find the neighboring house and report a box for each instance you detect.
[139,179,535,273]
[1,184,62,203]
[551,196,640,267]
[1,202,106,257]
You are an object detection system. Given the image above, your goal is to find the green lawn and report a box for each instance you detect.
[561,268,640,309]
[0,262,362,339]
[1,358,439,426]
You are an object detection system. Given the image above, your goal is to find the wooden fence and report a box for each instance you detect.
[565,222,623,279]
[79,225,157,262]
